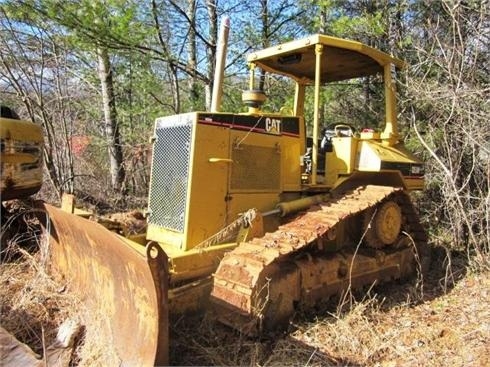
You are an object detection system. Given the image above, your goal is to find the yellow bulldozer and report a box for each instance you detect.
[2,31,428,366]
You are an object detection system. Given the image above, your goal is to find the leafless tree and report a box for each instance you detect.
[404,1,489,269]
[0,10,75,198]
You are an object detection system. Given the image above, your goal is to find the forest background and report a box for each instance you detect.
[1,0,488,269]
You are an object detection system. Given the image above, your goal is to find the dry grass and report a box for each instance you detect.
[0,206,120,366]
[0,237,80,357]
[283,270,489,367]
[2,204,489,366]
[258,272,488,366]
[170,249,489,366]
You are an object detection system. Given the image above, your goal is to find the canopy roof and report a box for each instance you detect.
[247,34,405,84]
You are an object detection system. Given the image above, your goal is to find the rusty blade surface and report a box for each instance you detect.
[39,203,168,367]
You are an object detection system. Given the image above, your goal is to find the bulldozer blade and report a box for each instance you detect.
[38,203,169,366]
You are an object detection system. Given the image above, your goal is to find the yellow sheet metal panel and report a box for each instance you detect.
[228,115,301,194]
[147,224,184,248]
[230,141,281,192]
[161,242,238,284]
[358,141,423,166]
[281,135,302,191]
[147,111,302,251]
[146,112,231,251]
[326,136,359,177]
[357,141,382,171]
[0,117,44,141]
[185,118,230,251]
[356,140,425,190]
[227,192,280,223]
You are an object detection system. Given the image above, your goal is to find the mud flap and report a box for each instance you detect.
[38,203,169,366]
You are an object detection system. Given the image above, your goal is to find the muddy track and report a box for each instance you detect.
[211,185,428,334]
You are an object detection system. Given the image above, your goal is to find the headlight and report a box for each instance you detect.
[410,165,423,175]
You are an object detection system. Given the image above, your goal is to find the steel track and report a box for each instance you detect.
[211,185,428,334]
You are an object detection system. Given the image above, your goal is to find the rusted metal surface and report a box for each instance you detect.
[38,203,169,366]
[211,185,428,334]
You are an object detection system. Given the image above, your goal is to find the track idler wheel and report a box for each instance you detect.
[364,200,402,248]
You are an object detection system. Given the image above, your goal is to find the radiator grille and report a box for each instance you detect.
[148,116,193,232]
[231,144,280,191]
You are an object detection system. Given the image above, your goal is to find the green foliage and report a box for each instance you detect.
[330,12,385,39]
[112,53,169,140]
[46,0,144,47]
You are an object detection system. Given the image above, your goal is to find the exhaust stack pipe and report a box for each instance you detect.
[210,16,230,112]
[382,63,399,145]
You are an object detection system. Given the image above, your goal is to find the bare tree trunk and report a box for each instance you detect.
[97,46,125,192]
[53,43,75,194]
[187,0,198,109]
[168,64,181,113]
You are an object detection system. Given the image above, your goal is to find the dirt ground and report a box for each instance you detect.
[1,206,488,366]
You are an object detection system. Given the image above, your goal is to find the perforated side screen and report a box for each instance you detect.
[230,144,280,191]
[148,116,193,232]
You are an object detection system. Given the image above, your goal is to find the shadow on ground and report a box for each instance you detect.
[169,314,358,366]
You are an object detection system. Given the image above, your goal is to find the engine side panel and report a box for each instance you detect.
[147,112,302,252]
